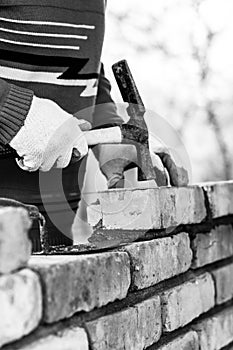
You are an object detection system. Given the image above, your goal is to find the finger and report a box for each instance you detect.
[150,153,168,187]
[73,133,88,160]
[55,146,73,169]
[157,152,189,186]
[39,153,58,172]
[76,119,92,131]
[100,158,126,189]
[16,157,40,172]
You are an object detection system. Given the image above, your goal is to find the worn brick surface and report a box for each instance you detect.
[203,181,233,218]
[89,186,206,231]
[0,269,42,348]
[96,188,161,230]
[86,295,161,350]
[161,273,215,332]
[10,327,89,350]
[124,233,192,289]
[29,252,130,323]
[193,306,233,350]
[156,331,199,350]
[191,225,233,268]
[0,207,32,274]
[158,186,206,228]
[211,262,233,305]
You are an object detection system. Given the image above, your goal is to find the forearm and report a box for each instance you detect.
[0,79,33,145]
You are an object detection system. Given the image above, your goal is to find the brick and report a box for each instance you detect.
[11,327,89,350]
[29,252,130,323]
[88,186,206,231]
[86,295,161,350]
[0,269,42,348]
[124,233,192,289]
[96,188,161,230]
[191,225,233,268]
[193,306,233,350]
[203,181,233,218]
[159,186,206,228]
[211,262,233,305]
[161,273,215,332]
[0,207,32,274]
[156,331,199,350]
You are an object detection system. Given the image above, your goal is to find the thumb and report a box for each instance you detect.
[157,152,189,186]
[76,119,92,131]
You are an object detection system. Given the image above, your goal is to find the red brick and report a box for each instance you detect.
[159,186,206,228]
[0,269,42,348]
[86,295,161,350]
[203,181,233,218]
[156,331,199,350]
[193,306,233,350]
[161,273,215,332]
[88,186,206,231]
[12,327,89,350]
[191,225,233,268]
[124,233,192,289]
[29,252,130,323]
[0,207,32,274]
[211,262,233,305]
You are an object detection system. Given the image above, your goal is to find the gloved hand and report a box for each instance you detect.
[10,96,91,172]
[96,139,189,188]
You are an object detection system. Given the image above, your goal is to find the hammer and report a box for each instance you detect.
[112,59,156,182]
[85,59,157,185]
[3,60,157,184]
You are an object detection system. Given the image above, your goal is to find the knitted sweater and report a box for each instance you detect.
[0,0,122,156]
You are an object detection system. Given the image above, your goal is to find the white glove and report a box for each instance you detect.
[10,96,91,172]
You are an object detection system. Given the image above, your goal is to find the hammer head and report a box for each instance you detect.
[112,60,156,182]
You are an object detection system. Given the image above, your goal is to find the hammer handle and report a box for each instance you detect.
[3,126,123,161]
[112,60,146,119]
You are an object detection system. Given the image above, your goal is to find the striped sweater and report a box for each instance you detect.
[0,0,122,156]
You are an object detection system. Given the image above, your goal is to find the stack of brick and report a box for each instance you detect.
[1,180,233,350]
[0,207,42,348]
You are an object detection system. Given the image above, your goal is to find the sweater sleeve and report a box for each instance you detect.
[92,63,124,129]
[0,78,34,145]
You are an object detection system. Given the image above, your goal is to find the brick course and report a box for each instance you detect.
[1,182,233,349]
[88,186,206,231]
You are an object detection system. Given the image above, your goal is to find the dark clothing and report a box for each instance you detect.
[0,0,123,248]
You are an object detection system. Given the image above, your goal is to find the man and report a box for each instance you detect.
[0,0,188,250]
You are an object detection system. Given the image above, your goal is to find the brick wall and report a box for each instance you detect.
[1,181,233,349]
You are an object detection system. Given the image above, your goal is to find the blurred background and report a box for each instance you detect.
[102,0,233,183]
